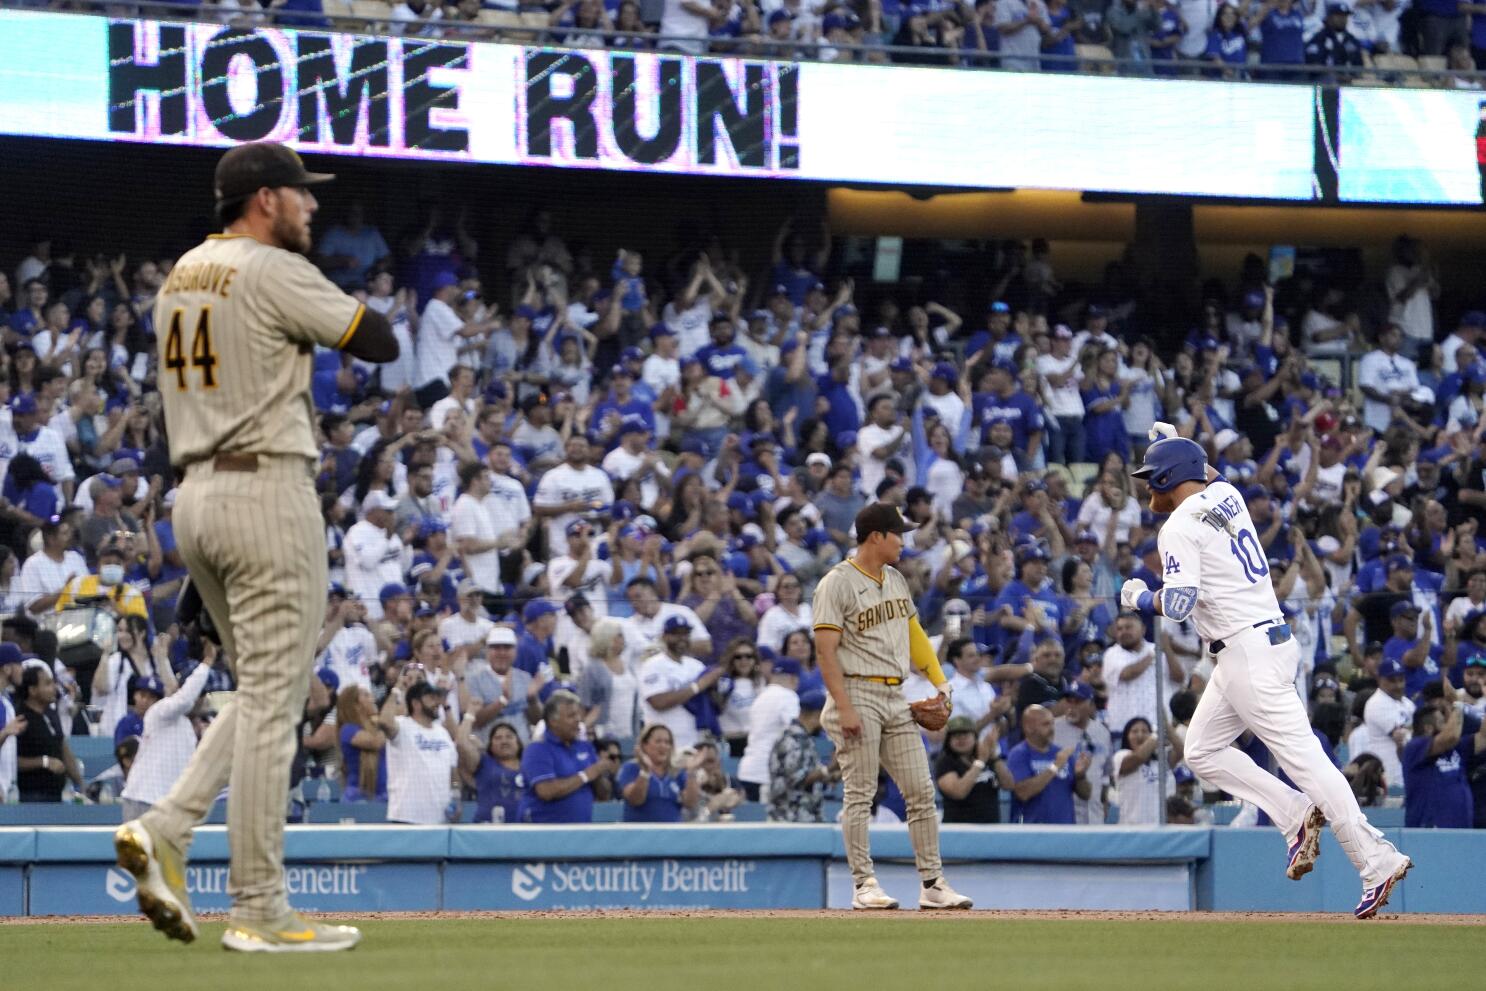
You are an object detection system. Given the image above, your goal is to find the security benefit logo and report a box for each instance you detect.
[509,859,759,906]
[106,863,367,904]
[521,50,800,175]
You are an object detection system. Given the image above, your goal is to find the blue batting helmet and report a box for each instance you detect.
[1131,438,1208,493]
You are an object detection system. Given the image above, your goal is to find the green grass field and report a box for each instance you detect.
[2,915,1481,991]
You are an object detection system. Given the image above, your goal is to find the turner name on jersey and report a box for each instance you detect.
[1156,480,1283,642]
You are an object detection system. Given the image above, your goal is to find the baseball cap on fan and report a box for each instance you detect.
[214,142,335,216]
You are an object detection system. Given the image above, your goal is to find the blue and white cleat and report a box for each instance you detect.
[1286,805,1326,881]
[1355,857,1412,920]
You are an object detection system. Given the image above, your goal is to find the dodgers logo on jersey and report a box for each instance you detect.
[1164,554,1181,575]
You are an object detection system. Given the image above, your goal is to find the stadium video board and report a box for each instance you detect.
[1336,88,1485,205]
[0,9,1469,205]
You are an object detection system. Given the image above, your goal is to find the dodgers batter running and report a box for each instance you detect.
[114,143,398,952]
[814,502,973,911]
[1124,432,1411,919]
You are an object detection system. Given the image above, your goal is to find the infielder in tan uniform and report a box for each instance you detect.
[114,142,397,953]
[814,502,974,911]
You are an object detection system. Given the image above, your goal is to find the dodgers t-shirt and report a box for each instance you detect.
[1007,741,1077,824]
[615,761,689,823]
[518,736,600,823]
[1403,729,1477,828]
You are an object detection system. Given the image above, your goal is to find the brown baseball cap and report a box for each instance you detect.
[214,142,335,211]
[855,502,912,539]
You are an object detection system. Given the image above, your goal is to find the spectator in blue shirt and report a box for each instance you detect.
[1007,704,1091,823]
[616,723,703,822]
[1403,690,1486,828]
[516,691,617,823]
[590,364,655,448]
[1204,3,1249,77]
[1251,0,1306,73]
[1149,2,1186,74]
[817,360,861,439]
[963,0,1003,65]
[316,202,391,290]
[696,315,754,381]
[1040,0,1082,70]
[457,719,526,824]
[9,279,46,335]
[517,599,559,676]
[1417,0,1468,56]
[770,218,831,307]
[1383,600,1441,698]
[1,453,59,529]
[1081,349,1132,465]
[977,363,1043,465]
[994,544,1064,647]
[611,249,648,314]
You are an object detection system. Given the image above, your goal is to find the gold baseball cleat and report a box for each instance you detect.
[114,819,198,944]
[222,912,362,953]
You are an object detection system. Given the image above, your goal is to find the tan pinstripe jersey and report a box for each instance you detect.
[812,558,917,679]
[154,233,364,468]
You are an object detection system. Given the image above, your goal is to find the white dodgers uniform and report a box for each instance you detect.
[1160,480,1405,888]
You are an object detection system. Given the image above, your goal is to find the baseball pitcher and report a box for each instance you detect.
[114,142,398,952]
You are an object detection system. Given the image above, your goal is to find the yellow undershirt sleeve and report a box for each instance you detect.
[908,616,948,687]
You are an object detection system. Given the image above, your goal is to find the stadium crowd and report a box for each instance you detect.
[0,203,1484,833]
[34,0,1486,80]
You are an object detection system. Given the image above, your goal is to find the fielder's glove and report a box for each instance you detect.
[909,695,951,732]
[1148,422,1178,442]
[1120,578,1149,611]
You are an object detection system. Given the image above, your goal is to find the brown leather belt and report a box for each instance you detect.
[845,674,903,686]
[211,453,258,472]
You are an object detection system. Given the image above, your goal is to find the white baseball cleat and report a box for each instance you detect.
[919,877,973,910]
[851,877,900,910]
[1355,857,1413,920]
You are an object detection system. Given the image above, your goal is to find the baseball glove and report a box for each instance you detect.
[909,695,951,732]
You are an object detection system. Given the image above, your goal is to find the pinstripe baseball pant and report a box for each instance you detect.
[142,455,327,924]
[822,678,942,886]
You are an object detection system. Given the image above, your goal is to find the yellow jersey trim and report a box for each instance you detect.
[335,303,366,350]
[847,558,884,586]
[812,623,843,632]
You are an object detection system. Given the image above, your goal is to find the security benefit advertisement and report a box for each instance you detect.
[27,861,440,916]
[0,8,1322,198]
[444,857,823,910]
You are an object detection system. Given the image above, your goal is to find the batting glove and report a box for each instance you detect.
[1148,422,1178,442]
[1120,578,1150,611]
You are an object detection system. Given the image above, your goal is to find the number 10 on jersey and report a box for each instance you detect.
[1229,528,1270,584]
[164,307,219,391]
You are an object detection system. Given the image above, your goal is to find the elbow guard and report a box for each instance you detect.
[1160,586,1198,622]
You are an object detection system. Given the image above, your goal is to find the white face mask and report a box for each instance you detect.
[99,564,124,586]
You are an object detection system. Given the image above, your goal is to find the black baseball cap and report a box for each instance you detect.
[406,681,446,705]
[214,142,334,213]
[855,502,912,539]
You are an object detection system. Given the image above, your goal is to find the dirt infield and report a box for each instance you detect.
[7,909,1484,926]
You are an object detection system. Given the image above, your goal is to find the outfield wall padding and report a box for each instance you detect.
[3,825,1482,917]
